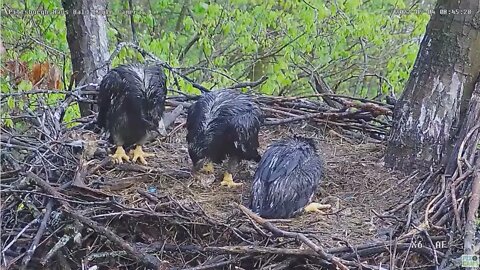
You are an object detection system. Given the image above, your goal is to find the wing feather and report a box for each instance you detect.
[186,89,263,164]
[97,70,123,128]
[250,137,323,218]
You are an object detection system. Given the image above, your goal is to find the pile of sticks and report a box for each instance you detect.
[383,85,480,269]
[0,80,396,270]
[2,42,476,269]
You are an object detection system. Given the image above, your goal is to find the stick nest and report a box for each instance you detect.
[2,43,478,269]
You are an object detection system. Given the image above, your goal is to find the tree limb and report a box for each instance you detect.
[178,33,200,62]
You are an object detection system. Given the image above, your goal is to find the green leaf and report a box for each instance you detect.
[17,81,33,92]
[222,22,232,35]
[4,118,14,128]
[344,0,362,12]
[193,2,208,15]
[184,16,194,31]
[7,97,15,109]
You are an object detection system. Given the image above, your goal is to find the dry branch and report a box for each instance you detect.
[19,200,53,269]
[0,76,409,269]
[237,204,351,270]
[26,172,163,269]
[0,43,435,270]
[63,208,163,269]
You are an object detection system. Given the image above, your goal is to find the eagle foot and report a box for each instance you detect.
[304,202,332,214]
[110,146,130,164]
[220,172,243,188]
[200,162,215,174]
[130,145,155,165]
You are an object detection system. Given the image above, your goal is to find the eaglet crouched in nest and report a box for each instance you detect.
[249,136,331,218]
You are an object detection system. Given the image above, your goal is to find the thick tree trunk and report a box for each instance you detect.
[62,0,109,117]
[446,75,480,174]
[385,0,480,173]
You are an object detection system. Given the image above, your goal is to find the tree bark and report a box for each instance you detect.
[62,0,109,117]
[445,74,480,174]
[385,0,480,173]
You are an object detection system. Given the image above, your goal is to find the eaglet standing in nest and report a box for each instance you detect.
[186,89,263,188]
[96,63,167,165]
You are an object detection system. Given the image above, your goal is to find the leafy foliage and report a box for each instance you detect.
[1,0,433,125]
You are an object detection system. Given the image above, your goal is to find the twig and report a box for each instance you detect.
[26,172,163,269]
[178,33,200,62]
[179,256,250,270]
[264,110,377,126]
[40,234,72,266]
[223,76,268,90]
[1,218,40,254]
[107,42,210,93]
[86,250,129,261]
[127,0,137,44]
[380,170,419,196]
[26,172,71,208]
[20,199,54,269]
[137,189,160,203]
[236,204,352,269]
[205,245,317,256]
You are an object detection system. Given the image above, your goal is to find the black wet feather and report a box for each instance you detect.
[249,136,323,219]
[186,89,263,167]
[96,63,167,147]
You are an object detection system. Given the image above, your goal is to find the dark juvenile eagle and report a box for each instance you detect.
[249,136,330,218]
[97,63,167,165]
[186,89,263,188]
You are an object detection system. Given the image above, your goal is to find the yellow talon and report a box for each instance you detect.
[304,202,332,214]
[200,162,215,174]
[110,146,130,164]
[130,145,155,165]
[220,172,243,188]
